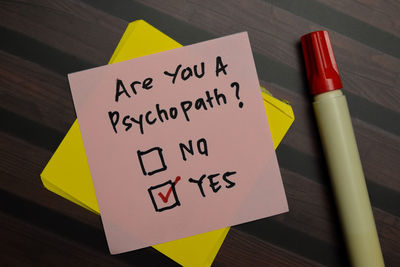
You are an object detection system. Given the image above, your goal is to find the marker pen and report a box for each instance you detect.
[301,31,384,267]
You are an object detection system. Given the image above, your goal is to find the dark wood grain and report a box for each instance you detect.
[137,0,400,113]
[1,0,399,266]
[0,0,124,66]
[317,0,400,37]
[0,51,74,132]
[215,228,323,266]
[0,212,130,267]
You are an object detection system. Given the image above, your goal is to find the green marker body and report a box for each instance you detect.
[313,90,384,267]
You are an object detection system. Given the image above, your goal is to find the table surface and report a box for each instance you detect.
[1,0,399,266]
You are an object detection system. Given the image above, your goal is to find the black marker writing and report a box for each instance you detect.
[164,62,205,84]
[188,171,237,197]
[114,77,153,102]
[216,56,228,77]
[179,138,208,161]
[108,88,227,135]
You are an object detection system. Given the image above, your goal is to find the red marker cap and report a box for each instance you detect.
[301,31,343,95]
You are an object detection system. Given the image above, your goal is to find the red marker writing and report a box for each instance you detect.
[158,176,181,203]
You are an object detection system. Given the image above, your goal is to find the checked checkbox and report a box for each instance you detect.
[137,147,167,176]
[148,176,181,212]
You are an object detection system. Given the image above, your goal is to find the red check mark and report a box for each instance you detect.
[158,176,181,203]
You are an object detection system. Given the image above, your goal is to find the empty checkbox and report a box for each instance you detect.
[137,147,167,176]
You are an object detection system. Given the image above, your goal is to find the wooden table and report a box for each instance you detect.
[1,1,399,266]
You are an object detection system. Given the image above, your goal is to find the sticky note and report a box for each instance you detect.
[68,32,288,254]
[41,20,294,266]
[41,21,294,265]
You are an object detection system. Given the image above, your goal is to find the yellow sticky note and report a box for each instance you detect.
[41,20,294,266]
[261,87,294,149]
